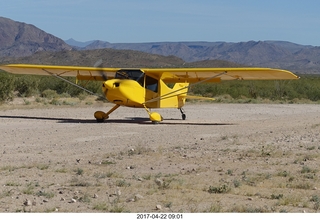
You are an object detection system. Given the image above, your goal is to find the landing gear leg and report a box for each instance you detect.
[94,104,120,122]
[179,108,186,120]
[143,105,163,123]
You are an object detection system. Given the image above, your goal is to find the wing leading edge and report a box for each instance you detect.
[0,64,299,82]
[142,67,299,83]
[0,64,119,81]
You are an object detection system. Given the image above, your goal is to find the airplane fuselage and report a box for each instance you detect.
[102,69,188,109]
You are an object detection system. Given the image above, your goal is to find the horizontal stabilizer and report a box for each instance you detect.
[185,95,215,101]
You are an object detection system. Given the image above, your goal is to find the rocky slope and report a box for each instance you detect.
[0,17,72,57]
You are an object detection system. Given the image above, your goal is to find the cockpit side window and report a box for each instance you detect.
[145,75,158,92]
[114,70,158,92]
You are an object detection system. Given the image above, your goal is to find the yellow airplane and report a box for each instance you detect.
[0,64,299,123]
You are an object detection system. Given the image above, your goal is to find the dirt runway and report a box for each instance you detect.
[0,103,320,212]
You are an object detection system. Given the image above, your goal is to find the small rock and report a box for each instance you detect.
[135,194,144,200]
[156,205,162,210]
[126,198,135,202]
[116,189,121,196]
[126,165,135,169]
[155,178,163,186]
[24,199,32,206]
[93,194,98,198]
[70,199,77,203]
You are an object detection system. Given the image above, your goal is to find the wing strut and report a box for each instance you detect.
[42,69,106,100]
[144,71,227,104]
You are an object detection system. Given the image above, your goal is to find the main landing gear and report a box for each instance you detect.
[143,105,163,124]
[94,104,120,123]
[94,104,164,123]
[94,105,186,123]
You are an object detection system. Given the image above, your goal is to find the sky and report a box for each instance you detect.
[1,0,320,46]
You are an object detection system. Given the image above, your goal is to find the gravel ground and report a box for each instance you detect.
[0,103,320,213]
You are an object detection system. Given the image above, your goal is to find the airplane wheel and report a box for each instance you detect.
[182,114,186,120]
[94,111,108,123]
[149,112,163,123]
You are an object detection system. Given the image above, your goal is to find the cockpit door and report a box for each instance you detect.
[144,75,159,108]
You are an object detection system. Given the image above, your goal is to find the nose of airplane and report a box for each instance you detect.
[102,79,145,106]
[103,80,119,89]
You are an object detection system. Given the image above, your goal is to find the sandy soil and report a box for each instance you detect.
[0,102,320,213]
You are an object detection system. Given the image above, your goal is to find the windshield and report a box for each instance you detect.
[115,69,144,84]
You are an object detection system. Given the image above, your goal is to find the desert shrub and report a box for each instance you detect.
[0,72,15,102]
[38,76,102,97]
[14,75,39,97]
[37,76,67,94]
[41,89,58,99]
[207,184,230,194]
[191,74,320,101]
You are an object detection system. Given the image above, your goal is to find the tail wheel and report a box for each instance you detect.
[179,108,186,120]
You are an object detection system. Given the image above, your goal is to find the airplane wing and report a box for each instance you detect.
[0,64,299,83]
[0,64,119,81]
[141,67,299,83]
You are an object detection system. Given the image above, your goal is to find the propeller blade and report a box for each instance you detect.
[94,59,108,81]
[94,59,103,67]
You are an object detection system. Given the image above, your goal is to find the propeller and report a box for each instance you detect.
[94,59,108,81]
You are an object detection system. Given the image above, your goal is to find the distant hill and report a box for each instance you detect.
[0,17,72,57]
[1,16,320,74]
[79,40,320,73]
[0,48,243,68]
[65,38,95,48]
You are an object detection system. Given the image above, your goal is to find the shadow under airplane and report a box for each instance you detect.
[0,115,235,126]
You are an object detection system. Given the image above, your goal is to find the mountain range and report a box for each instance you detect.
[1,16,320,74]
